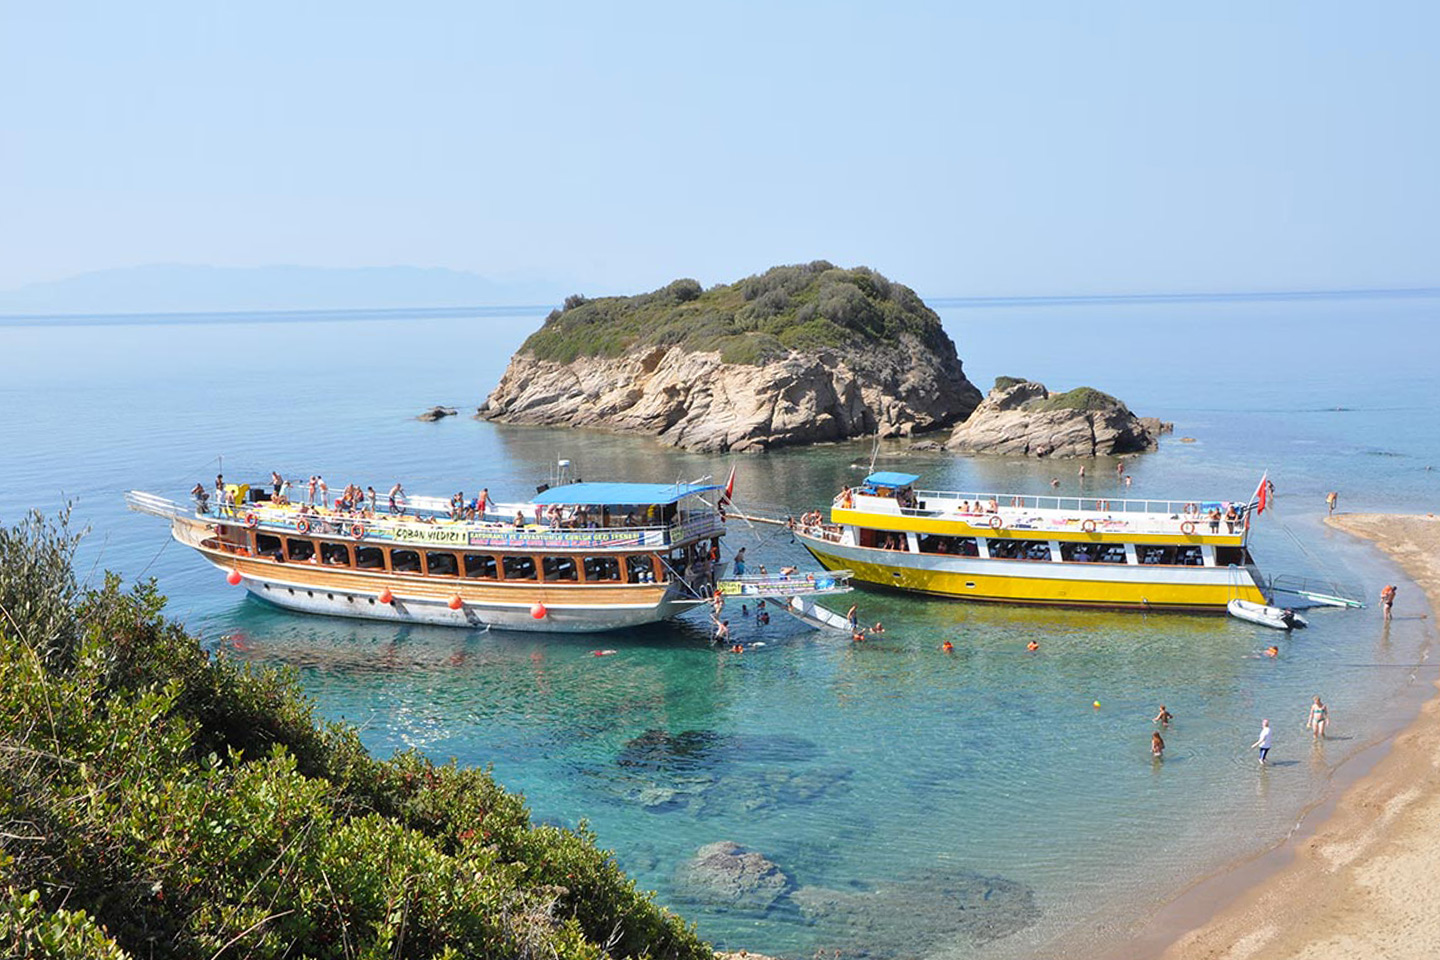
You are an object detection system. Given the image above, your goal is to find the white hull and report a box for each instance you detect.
[240,576,702,632]
[1227,599,1307,630]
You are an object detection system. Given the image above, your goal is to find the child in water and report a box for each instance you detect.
[1151,731,1165,759]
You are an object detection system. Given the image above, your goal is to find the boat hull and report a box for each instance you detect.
[801,539,1267,611]
[200,549,703,633]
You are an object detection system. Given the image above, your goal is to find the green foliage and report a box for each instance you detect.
[0,510,710,960]
[0,889,131,959]
[1027,386,1123,413]
[992,376,1027,392]
[523,262,953,365]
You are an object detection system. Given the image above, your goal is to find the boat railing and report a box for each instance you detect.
[134,491,725,550]
[908,490,1244,518]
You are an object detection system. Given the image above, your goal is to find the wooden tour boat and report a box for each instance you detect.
[128,471,851,633]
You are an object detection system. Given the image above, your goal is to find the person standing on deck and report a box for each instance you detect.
[318,476,328,508]
[733,547,746,576]
[389,482,405,515]
[306,476,316,505]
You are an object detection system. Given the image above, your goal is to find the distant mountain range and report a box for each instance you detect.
[0,264,585,316]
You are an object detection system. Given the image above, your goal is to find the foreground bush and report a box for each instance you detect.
[0,509,709,960]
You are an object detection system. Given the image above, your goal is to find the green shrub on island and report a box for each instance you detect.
[1028,386,1125,413]
[526,262,951,365]
[0,509,709,960]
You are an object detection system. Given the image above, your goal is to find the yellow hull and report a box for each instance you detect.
[804,546,1267,611]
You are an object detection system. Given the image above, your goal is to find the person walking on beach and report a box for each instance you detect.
[1307,696,1329,740]
[1251,719,1273,765]
[1151,731,1165,760]
[1326,491,1338,515]
[1381,584,1397,620]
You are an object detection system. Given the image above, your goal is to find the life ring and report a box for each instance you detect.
[244,512,258,528]
[350,522,366,539]
[296,518,311,535]
[989,515,1004,530]
[1183,503,1199,515]
[1081,519,1097,533]
[1181,520,1196,535]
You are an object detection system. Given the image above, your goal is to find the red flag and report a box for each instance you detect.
[721,465,736,504]
[1252,472,1270,515]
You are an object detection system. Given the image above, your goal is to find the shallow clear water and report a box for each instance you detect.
[1,294,1436,958]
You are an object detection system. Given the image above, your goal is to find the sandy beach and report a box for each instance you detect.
[1137,513,1440,960]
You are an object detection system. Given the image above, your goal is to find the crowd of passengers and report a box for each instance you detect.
[194,472,675,531]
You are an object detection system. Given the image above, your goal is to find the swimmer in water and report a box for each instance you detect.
[1026,640,1039,652]
[942,639,954,652]
[1151,731,1165,759]
[851,630,866,643]
[1153,705,1173,725]
[869,621,885,634]
[1265,645,1279,658]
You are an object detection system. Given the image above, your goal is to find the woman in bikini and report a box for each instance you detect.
[1307,695,1329,740]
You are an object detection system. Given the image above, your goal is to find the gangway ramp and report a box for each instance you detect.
[715,570,854,632]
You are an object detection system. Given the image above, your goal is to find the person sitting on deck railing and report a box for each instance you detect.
[513,511,525,529]
[191,482,210,513]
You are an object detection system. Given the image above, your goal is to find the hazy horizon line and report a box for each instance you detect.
[2,284,1437,327]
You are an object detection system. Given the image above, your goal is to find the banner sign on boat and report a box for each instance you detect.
[392,525,472,546]
[466,529,665,549]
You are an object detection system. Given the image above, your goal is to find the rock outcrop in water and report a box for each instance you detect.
[674,841,792,911]
[945,378,1162,458]
[479,263,982,452]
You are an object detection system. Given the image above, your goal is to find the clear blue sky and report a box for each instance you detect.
[2,1,1436,296]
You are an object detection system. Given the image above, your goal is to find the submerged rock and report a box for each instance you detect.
[417,405,457,421]
[674,841,792,911]
[946,378,1160,458]
[791,867,1039,956]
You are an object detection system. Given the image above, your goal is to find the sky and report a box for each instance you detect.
[2,1,1437,298]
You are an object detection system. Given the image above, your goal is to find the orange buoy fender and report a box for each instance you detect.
[1081,519,1097,533]
[350,522,365,539]
[1181,521,1196,535]
[226,568,242,586]
[448,595,464,610]
[989,515,1003,530]
[531,601,547,620]
[295,518,311,535]
[244,513,258,528]
[379,588,394,605]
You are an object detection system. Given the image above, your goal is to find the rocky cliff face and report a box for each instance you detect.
[479,263,983,453]
[945,380,1160,458]
[480,338,980,453]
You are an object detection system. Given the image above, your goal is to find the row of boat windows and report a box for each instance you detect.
[254,533,659,583]
[869,531,1251,566]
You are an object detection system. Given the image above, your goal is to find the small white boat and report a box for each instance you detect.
[1228,598,1307,630]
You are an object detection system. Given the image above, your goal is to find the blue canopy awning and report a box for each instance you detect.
[531,482,721,506]
[863,472,920,488]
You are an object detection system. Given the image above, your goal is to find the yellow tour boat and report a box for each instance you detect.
[795,471,1271,611]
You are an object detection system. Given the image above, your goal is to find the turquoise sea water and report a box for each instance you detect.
[1,293,1437,958]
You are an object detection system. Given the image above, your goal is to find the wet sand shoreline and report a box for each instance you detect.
[1123,513,1440,960]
